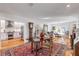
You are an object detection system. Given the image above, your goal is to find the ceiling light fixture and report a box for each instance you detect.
[41,17,52,19]
[66,4,70,7]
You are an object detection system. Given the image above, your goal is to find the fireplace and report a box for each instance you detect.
[7,32,13,40]
[5,20,14,40]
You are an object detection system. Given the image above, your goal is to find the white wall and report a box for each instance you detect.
[0,15,79,43]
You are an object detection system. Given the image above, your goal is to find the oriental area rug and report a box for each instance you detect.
[0,43,67,56]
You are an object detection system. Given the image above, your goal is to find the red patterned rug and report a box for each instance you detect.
[0,43,66,56]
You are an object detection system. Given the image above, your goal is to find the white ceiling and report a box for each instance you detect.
[0,3,79,23]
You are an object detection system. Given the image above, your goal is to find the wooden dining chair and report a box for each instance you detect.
[42,35,53,56]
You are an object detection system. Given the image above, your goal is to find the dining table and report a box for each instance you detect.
[31,38,40,56]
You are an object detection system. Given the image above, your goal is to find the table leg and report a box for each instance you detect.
[36,44,38,56]
[31,42,34,53]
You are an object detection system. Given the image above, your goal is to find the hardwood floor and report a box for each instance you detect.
[0,39,24,50]
[75,42,79,56]
[53,37,71,49]
[64,50,74,56]
[53,36,74,56]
